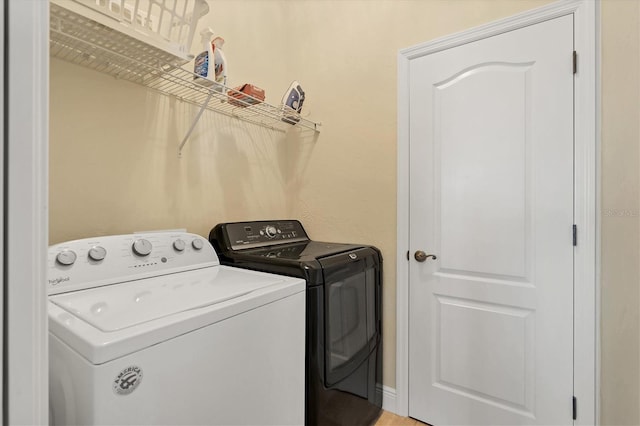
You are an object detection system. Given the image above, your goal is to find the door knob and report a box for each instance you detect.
[414,251,437,262]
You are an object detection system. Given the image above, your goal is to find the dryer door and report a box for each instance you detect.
[320,247,380,387]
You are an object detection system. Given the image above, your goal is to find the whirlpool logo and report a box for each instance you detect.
[48,277,70,286]
[113,366,143,395]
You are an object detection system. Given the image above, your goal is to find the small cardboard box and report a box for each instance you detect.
[228,84,265,107]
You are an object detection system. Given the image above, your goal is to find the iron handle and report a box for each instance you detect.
[414,251,437,262]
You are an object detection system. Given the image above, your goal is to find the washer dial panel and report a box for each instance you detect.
[221,220,309,250]
[47,232,217,295]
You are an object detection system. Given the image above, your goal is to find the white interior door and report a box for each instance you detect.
[408,15,574,426]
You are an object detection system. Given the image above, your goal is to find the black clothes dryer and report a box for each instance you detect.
[209,220,382,426]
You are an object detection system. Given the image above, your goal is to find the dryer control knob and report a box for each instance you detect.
[88,246,107,261]
[132,239,152,256]
[265,226,278,238]
[56,250,77,266]
[173,239,186,252]
[192,239,204,250]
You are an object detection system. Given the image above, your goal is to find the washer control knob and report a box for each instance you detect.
[265,226,278,238]
[56,250,77,266]
[192,239,204,250]
[173,239,186,252]
[132,239,152,256]
[88,246,107,261]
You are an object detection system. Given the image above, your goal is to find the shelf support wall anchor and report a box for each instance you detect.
[178,91,214,156]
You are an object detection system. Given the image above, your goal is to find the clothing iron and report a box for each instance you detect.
[282,81,305,124]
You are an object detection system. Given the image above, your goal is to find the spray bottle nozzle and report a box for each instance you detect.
[199,27,215,43]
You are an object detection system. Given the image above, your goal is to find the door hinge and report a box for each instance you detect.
[573,51,577,74]
[573,396,577,420]
[573,224,577,246]
[406,250,410,261]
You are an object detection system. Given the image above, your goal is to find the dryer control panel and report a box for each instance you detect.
[214,220,309,250]
[47,232,217,295]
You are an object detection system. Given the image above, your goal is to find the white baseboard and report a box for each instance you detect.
[377,384,397,414]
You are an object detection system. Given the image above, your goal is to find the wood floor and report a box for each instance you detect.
[375,410,430,426]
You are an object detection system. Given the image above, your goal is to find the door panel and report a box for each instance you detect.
[434,296,535,413]
[408,15,574,426]
[436,63,532,280]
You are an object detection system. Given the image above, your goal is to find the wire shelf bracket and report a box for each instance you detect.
[178,91,214,157]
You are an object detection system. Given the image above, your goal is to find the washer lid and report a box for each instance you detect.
[48,266,305,364]
[49,266,286,332]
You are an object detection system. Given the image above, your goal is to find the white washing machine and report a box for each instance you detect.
[47,231,306,425]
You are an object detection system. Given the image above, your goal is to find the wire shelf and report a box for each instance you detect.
[50,1,321,154]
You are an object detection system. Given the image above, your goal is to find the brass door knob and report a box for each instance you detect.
[414,251,437,262]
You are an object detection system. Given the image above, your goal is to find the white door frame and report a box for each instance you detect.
[5,0,50,423]
[0,1,5,419]
[396,1,600,424]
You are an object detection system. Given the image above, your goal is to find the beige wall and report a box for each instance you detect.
[50,58,298,241]
[50,0,640,423]
[601,0,640,424]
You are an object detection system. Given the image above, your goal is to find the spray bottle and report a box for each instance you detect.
[194,28,215,86]
[211,36,227,92]
[193,27,228,92]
